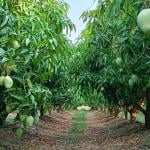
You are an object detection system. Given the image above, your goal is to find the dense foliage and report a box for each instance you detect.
[0,0,75,127]
[72,0,150,128]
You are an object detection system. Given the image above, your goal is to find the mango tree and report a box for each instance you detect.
[79,0,150,128]
[0,0,75,127]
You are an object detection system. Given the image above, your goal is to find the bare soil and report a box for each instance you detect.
[0,111,150,150]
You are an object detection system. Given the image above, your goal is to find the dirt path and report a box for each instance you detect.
[0,111,150,150]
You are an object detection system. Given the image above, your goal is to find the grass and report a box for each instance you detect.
[70,110,87,144]
[72,110,86,121]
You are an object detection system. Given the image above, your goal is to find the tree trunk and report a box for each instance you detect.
[56,105,63,113]
[114,107,120,118]
[40,106,44,116]
[105,108,108,114]
[108,107,113,115]
[129,111,136,123]
[124,106,128,120]
[145,88,150,129]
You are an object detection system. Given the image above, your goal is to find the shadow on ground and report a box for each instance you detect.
[0,111,150,150]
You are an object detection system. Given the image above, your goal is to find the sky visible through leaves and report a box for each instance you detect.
[65,0,97,42]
